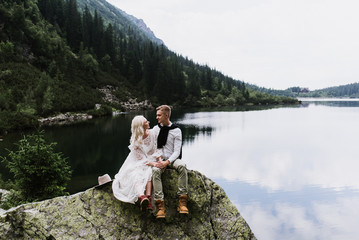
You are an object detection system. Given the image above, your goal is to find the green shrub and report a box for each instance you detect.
[1,130,72,205]
[0,174,7,189]
[0,110,39,132]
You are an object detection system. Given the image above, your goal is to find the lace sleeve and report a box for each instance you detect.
[134,147,143,160]
[130,143,144,160]
[151,148,163,159]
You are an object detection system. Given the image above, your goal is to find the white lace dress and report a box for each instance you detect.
[112,129,161,204]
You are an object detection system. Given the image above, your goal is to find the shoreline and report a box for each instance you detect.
[1,100,300,133]
[38,112,94,126]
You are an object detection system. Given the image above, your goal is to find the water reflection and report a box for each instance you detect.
[181,125,213,144]
[180,105,359,191]
[1,115,134,192]
[0,111,213,193]
[312,101,359,107]
[176,101,359,240]
[238,196,359,240]
[214,178,359,239]
[1,101,359,239]
[299,98,359,108]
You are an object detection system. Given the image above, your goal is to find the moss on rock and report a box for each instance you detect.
[0,170,256,239]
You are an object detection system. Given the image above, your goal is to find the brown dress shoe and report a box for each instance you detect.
[155,200,166,218]
[178,194,189,214]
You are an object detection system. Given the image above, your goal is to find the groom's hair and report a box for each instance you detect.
[156,105,171,118]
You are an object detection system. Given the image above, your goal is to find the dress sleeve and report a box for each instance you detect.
[129,143,144,160]
[151,148,163,159]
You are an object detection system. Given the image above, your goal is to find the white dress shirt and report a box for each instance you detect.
[153,122,182,163]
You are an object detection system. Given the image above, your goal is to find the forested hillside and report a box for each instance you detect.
[250,82,359,98]
[304,83,359,98]
[0,0,298,132]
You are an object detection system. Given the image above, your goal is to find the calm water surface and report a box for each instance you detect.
[1,99,359,239]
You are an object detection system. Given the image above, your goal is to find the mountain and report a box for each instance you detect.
[0,0,298,133]
[76,0,164,45]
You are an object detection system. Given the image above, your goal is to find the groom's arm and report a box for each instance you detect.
[154,128,182,169]
[167,129,182,163]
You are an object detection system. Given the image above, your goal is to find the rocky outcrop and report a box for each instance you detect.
[97,85,120,105]
[121,98,153,111]
[38,112,93,126]
[0,189,9,215]
[0,170,256,239]
[97,85,154,111]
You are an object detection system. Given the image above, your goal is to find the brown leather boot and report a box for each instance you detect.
[178,194,189,214]
[155,200,166,218]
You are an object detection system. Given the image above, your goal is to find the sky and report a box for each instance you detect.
[106,0,359,90]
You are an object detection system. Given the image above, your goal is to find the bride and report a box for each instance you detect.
[112,115,161,210]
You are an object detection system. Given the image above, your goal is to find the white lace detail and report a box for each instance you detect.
[134,146,143,160]
[143,132,151,146]
[112,129,161,204]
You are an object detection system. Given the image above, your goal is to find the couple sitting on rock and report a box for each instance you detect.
[112,105,189,218]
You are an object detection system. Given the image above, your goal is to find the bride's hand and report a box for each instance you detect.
[154,160,169,169]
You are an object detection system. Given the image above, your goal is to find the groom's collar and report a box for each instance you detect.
[159,121,172,127]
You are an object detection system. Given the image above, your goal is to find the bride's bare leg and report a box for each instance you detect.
[145,181,152,196]
[145,181,154,210]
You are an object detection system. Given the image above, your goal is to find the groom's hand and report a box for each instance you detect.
[155,159,170,169]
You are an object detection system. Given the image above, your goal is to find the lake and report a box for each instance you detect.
[1,99,359,239]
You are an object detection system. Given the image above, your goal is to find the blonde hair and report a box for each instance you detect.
[156,105,171,118]
[130,115,147,145]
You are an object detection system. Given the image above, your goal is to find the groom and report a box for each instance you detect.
[152,105,189,218]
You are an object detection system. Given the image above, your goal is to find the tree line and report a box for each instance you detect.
[0,0,298,132]
[306,83,359,98]
[250,83,359,98]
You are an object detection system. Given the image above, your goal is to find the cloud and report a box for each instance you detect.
[107,0,359,90]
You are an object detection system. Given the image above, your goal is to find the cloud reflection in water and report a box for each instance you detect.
[177,104,359,240]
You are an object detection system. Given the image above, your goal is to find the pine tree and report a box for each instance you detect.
[65,0,82,51]
[82,5,93,49]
